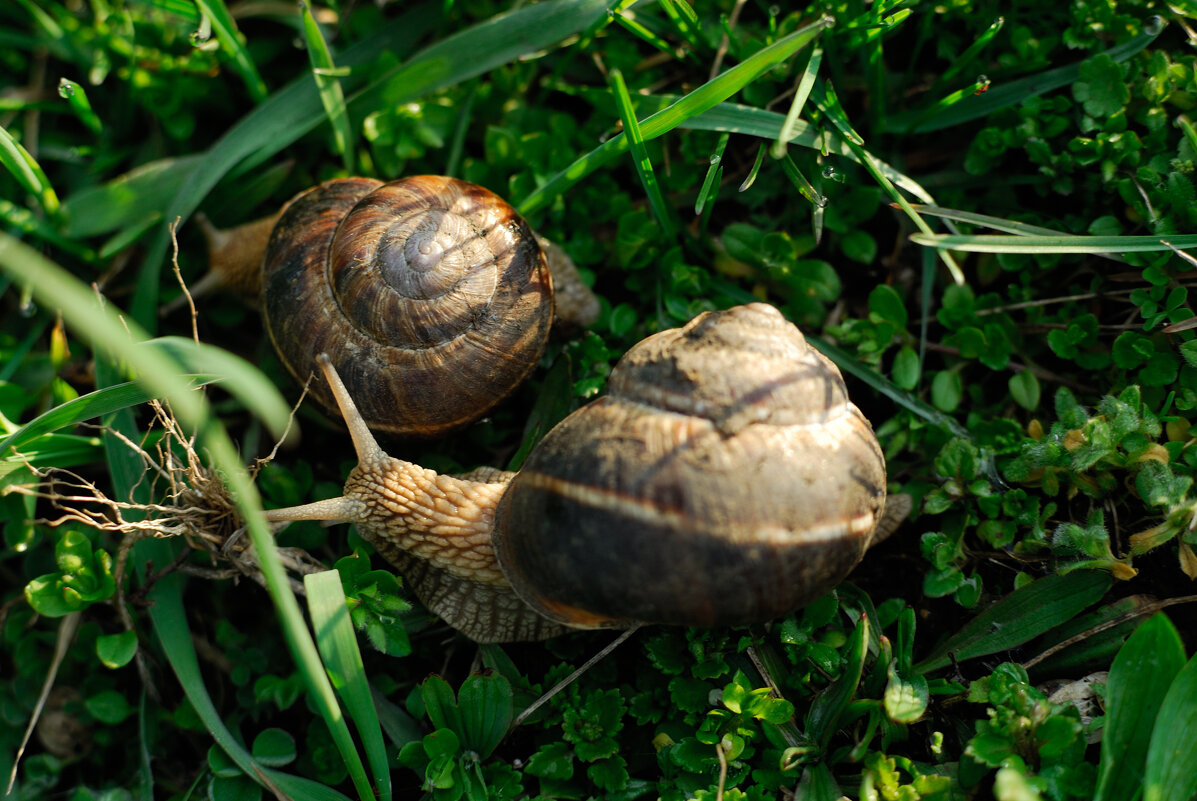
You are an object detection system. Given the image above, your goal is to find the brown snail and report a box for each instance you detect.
[264,303,909,643]
[196,175,598,438]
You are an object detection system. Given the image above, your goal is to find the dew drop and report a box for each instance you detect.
[709,153,721,165]
[1144,15,1165,35]
[974,75,991,94]
[821,165,845,183]
[19,298,37,318]
[57,79,74,99]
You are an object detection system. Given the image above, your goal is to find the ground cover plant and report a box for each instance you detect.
[2,0,1197,799]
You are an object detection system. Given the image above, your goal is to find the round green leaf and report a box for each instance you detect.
[85,690,134,725]
[892,346,920,390]
[209,774,262,801]
[1008,370,1041,411]
[251,728,296,767]
[931,371,963,412]
[92,632,136,671]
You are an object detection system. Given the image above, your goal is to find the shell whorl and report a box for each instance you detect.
[261,175,553,438]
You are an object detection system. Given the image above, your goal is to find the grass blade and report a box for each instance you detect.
[0,123,60,219]
[1095,613,1186,801]
[892,26,1161,133]
[193,0,268,102]
[938,16,1004,87]
[519,15,833,216]
[299,0,354,173]
[771,47,822,159]
[1143,648,1197,801]
[0,232,374,801]
[306,571,391,801]
[609,68,676,240]
[910,232,1197,254]
[914,571,1113,673]
[695,132,728,216]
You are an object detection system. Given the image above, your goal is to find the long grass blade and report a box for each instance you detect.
[299,0,354,173]
[306,571,391,801]
[910,232,1197,254]
[519,15,833,216]
[0,124,60,219]
[609,68,676,240]
[771,47,822,159]
[193,0,268,102]
[0,233,374,801]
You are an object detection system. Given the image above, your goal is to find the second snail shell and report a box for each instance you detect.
[260,175,554,438]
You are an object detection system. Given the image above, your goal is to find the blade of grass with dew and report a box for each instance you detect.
[938,16,1004,88]
[519,15,834,217]
[299,0,353,174]
[0,233,376,801]
[910,232,1197,254]
[902,77,993,133]
[1143,648,1197,801]
[149,574,355,801]
[134,0,603,327]
[57,79,102,134]
[0,378,217,458]
[0,124,61,219]
[695,133,728,216]
[739,143,767,192]
[772,47,822,159]
[306,571,392,801]
[193,0,268,102]
[914,571,1114,673]
[609,69,676,240]
[1094,614,1185,801]
[892,24,1162,133]
[623,95,937,203]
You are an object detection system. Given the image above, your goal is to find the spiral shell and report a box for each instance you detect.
[261,175,553,437]
[492,303,887,629]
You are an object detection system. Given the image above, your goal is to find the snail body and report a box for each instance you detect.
[198,175,598,438]
[265,303,907,642]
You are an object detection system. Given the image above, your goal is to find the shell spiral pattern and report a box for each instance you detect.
[261,175,553,438]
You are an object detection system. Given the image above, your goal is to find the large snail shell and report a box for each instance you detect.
[491,303,887,629]
[261,175,553,438]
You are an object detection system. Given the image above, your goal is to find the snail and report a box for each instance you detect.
[263,303,910,643]
[194,175,599,438]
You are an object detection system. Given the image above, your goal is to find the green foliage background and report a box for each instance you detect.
[2,0,1197,799]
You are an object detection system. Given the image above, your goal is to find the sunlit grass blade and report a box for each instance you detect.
[739,143,767,192]
[609,8,675,58]
[0,233,374,801]
[771,47,822,159]
[193,0,268,102]
[938,16,1004,87]
[1143,648,1197,801]
[0,433,103,477]
[903,77,992,132]
[0,378,212,458]
[914,571,1113,673]
[1094,614,1185,801]
[519,15,833,216]
[778,153,824,207]
[57,79,102,134]
[695,133,728,215]
[659,0,702,52]
[300,0,353,174]
[307,571,391,801]
[892,25,1161,133]
[910,232,1197,254]
[609,69,675,240]
[0,124,61,219]
[149,575,356,801]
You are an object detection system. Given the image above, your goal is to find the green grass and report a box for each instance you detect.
[2,1,1197,799]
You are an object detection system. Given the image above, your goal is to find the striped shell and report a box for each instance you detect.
[261,175,552,437]
[492,303,887,629]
